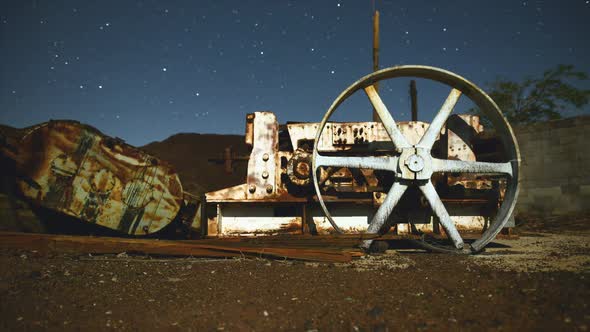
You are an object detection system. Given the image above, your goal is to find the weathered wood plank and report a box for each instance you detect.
[0,232,360,263]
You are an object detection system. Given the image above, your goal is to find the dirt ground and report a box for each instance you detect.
[1,220,589,332]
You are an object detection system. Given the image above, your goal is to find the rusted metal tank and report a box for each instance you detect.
[12,120,184,235]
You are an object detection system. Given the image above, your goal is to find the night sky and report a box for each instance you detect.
[1,1,589,146]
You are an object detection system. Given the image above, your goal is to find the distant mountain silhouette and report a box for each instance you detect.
[141,132,249,196]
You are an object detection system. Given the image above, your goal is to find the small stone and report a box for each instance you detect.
[17,317,23,321]
[263,310,269,317]
[105,310,112,315]
[111,277,118,282]
[564,317,572,323]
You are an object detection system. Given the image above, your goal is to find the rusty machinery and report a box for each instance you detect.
[203,66,520,254]
[1,65,519,254]
[0,120,187,236]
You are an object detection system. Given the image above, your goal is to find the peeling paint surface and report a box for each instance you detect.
[14,121,183,235]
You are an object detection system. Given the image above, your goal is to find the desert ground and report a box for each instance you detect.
[0,215,588,332]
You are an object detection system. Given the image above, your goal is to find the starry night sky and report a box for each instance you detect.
[1,1,589,146]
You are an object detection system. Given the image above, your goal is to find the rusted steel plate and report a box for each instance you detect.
[287,120,430,152]
[14,121,183,235]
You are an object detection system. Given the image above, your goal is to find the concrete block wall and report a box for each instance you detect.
[514,115,590,215]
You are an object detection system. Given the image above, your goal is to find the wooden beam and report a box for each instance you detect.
[372,10,380,122]
[0,232,360,263]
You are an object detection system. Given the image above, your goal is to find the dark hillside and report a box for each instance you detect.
[141,133,249,196]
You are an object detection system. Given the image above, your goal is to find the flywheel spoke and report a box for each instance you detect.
[364,85,411,151]
[432,158,513,177]
[417,88,462,149]
[419,181,464,249]
[360,182,408,250]
[315,155,397,171]
[367,182,408,234]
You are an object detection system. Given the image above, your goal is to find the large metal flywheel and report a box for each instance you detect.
[312,66,520,254]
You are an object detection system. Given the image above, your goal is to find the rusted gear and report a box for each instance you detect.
[312,65,520,254]
[287,149,312,187]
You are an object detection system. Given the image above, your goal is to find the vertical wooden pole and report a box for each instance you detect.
[410,80,418,121]
[372,10,380,121]
[224,146,233,174]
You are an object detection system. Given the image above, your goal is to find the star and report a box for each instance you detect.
[98,85,103,89]
[195,92,200,96]
[260,51,264,55]
[162,67,167,72]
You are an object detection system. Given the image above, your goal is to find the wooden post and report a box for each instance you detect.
[224,146,232,173]
[410,80,418,121]
[372,10,380,122]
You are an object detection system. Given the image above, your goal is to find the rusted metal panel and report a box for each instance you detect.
[246,112,278,199]
[14,121,183,235]
[288,121,429,152]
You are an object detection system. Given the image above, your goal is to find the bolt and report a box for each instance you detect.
[375,192,381,199]
[266,185,273,193]
[262,171,269,179]
[262,153,269,161]
[249,185,256,193]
